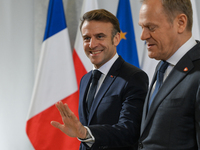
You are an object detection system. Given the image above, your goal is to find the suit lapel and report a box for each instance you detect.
[140,54,194,136]
[79,71,92,125]
[87,56,124,124]
[141,65,158,133]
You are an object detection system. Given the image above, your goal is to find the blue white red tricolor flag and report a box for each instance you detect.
[26,0,80,149]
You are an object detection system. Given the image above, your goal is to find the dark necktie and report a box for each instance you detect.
[148,61,169,109]
[86,70,102,112]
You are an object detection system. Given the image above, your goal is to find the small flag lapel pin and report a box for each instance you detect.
[110,75,114,78]
[183,67,188,72]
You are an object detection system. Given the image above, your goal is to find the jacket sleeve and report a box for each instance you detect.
[195,79,200,148]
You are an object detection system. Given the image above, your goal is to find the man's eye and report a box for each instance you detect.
[97,35,105,39]
[84,37,90,41]
[98,36,102,38]
[148,26,156,31]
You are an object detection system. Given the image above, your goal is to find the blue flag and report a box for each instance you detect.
[116,0,140,68]
[43,0,67,41]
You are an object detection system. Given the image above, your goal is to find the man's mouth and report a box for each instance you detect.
[147,43,155,46]
[147,43,156,49]
[90,50,102,54]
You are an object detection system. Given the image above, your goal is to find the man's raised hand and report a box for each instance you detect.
[51,101,87,139]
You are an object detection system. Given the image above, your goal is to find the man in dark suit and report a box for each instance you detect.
[138,0,200,149]
[51,9,148,150]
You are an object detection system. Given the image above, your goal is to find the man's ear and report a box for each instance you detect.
[176,13,187,33]
[113,32,121,46]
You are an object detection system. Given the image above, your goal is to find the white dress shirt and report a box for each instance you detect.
[94,53,119,97]
[164,36,196,80]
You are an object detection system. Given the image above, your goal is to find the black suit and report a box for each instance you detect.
[78,56,149,150]
[138,42,200,150]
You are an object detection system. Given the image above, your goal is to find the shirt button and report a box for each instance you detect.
[138,142,143,149]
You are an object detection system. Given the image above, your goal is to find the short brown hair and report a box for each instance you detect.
[140,0,193,31]
[80,9,120,39]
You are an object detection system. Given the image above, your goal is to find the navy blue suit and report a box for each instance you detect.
[78,56,149,150]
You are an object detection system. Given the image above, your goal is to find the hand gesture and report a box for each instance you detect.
[51,101,87,139]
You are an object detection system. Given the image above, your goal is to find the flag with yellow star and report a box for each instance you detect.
[116,0,140,68]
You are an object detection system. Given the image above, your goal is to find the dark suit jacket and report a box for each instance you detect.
[138,42,200,150]
[78,56,149,150]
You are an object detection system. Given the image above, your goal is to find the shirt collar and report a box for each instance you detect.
[93,53,119,75]
[167,36,196,66]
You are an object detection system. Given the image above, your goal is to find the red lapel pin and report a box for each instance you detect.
[110,75,113,78]
[183,67,188,72]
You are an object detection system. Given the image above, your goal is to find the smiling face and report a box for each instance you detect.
[139,0,181,60]
[81,20,120,69]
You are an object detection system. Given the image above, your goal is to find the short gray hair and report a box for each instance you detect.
[140,0,193,31]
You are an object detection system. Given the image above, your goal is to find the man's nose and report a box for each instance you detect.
[89,38,98,49]
[140,28,150,41]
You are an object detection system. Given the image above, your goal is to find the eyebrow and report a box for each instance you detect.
[96,33,106,36]
[138,22,157,27]
[82,32,106,37]
[82,34,89,38]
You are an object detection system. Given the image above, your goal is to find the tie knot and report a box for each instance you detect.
[159,61,169,73]
[92,70,102,80]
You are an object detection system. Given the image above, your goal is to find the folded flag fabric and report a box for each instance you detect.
[26,0,80,149]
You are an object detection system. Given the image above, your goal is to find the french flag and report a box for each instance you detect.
[73,0,98,87]
[26,0,80,149]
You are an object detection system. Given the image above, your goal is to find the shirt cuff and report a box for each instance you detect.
[77,126,95,147]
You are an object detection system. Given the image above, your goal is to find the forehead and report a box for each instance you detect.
[81,20,113,35]
[139,0,168,25]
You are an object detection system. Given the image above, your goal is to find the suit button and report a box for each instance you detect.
[99,146,107,149]
[138,142,143,149]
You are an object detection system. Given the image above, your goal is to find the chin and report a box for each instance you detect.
[148,54,155,59]
[148,52,159,60]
